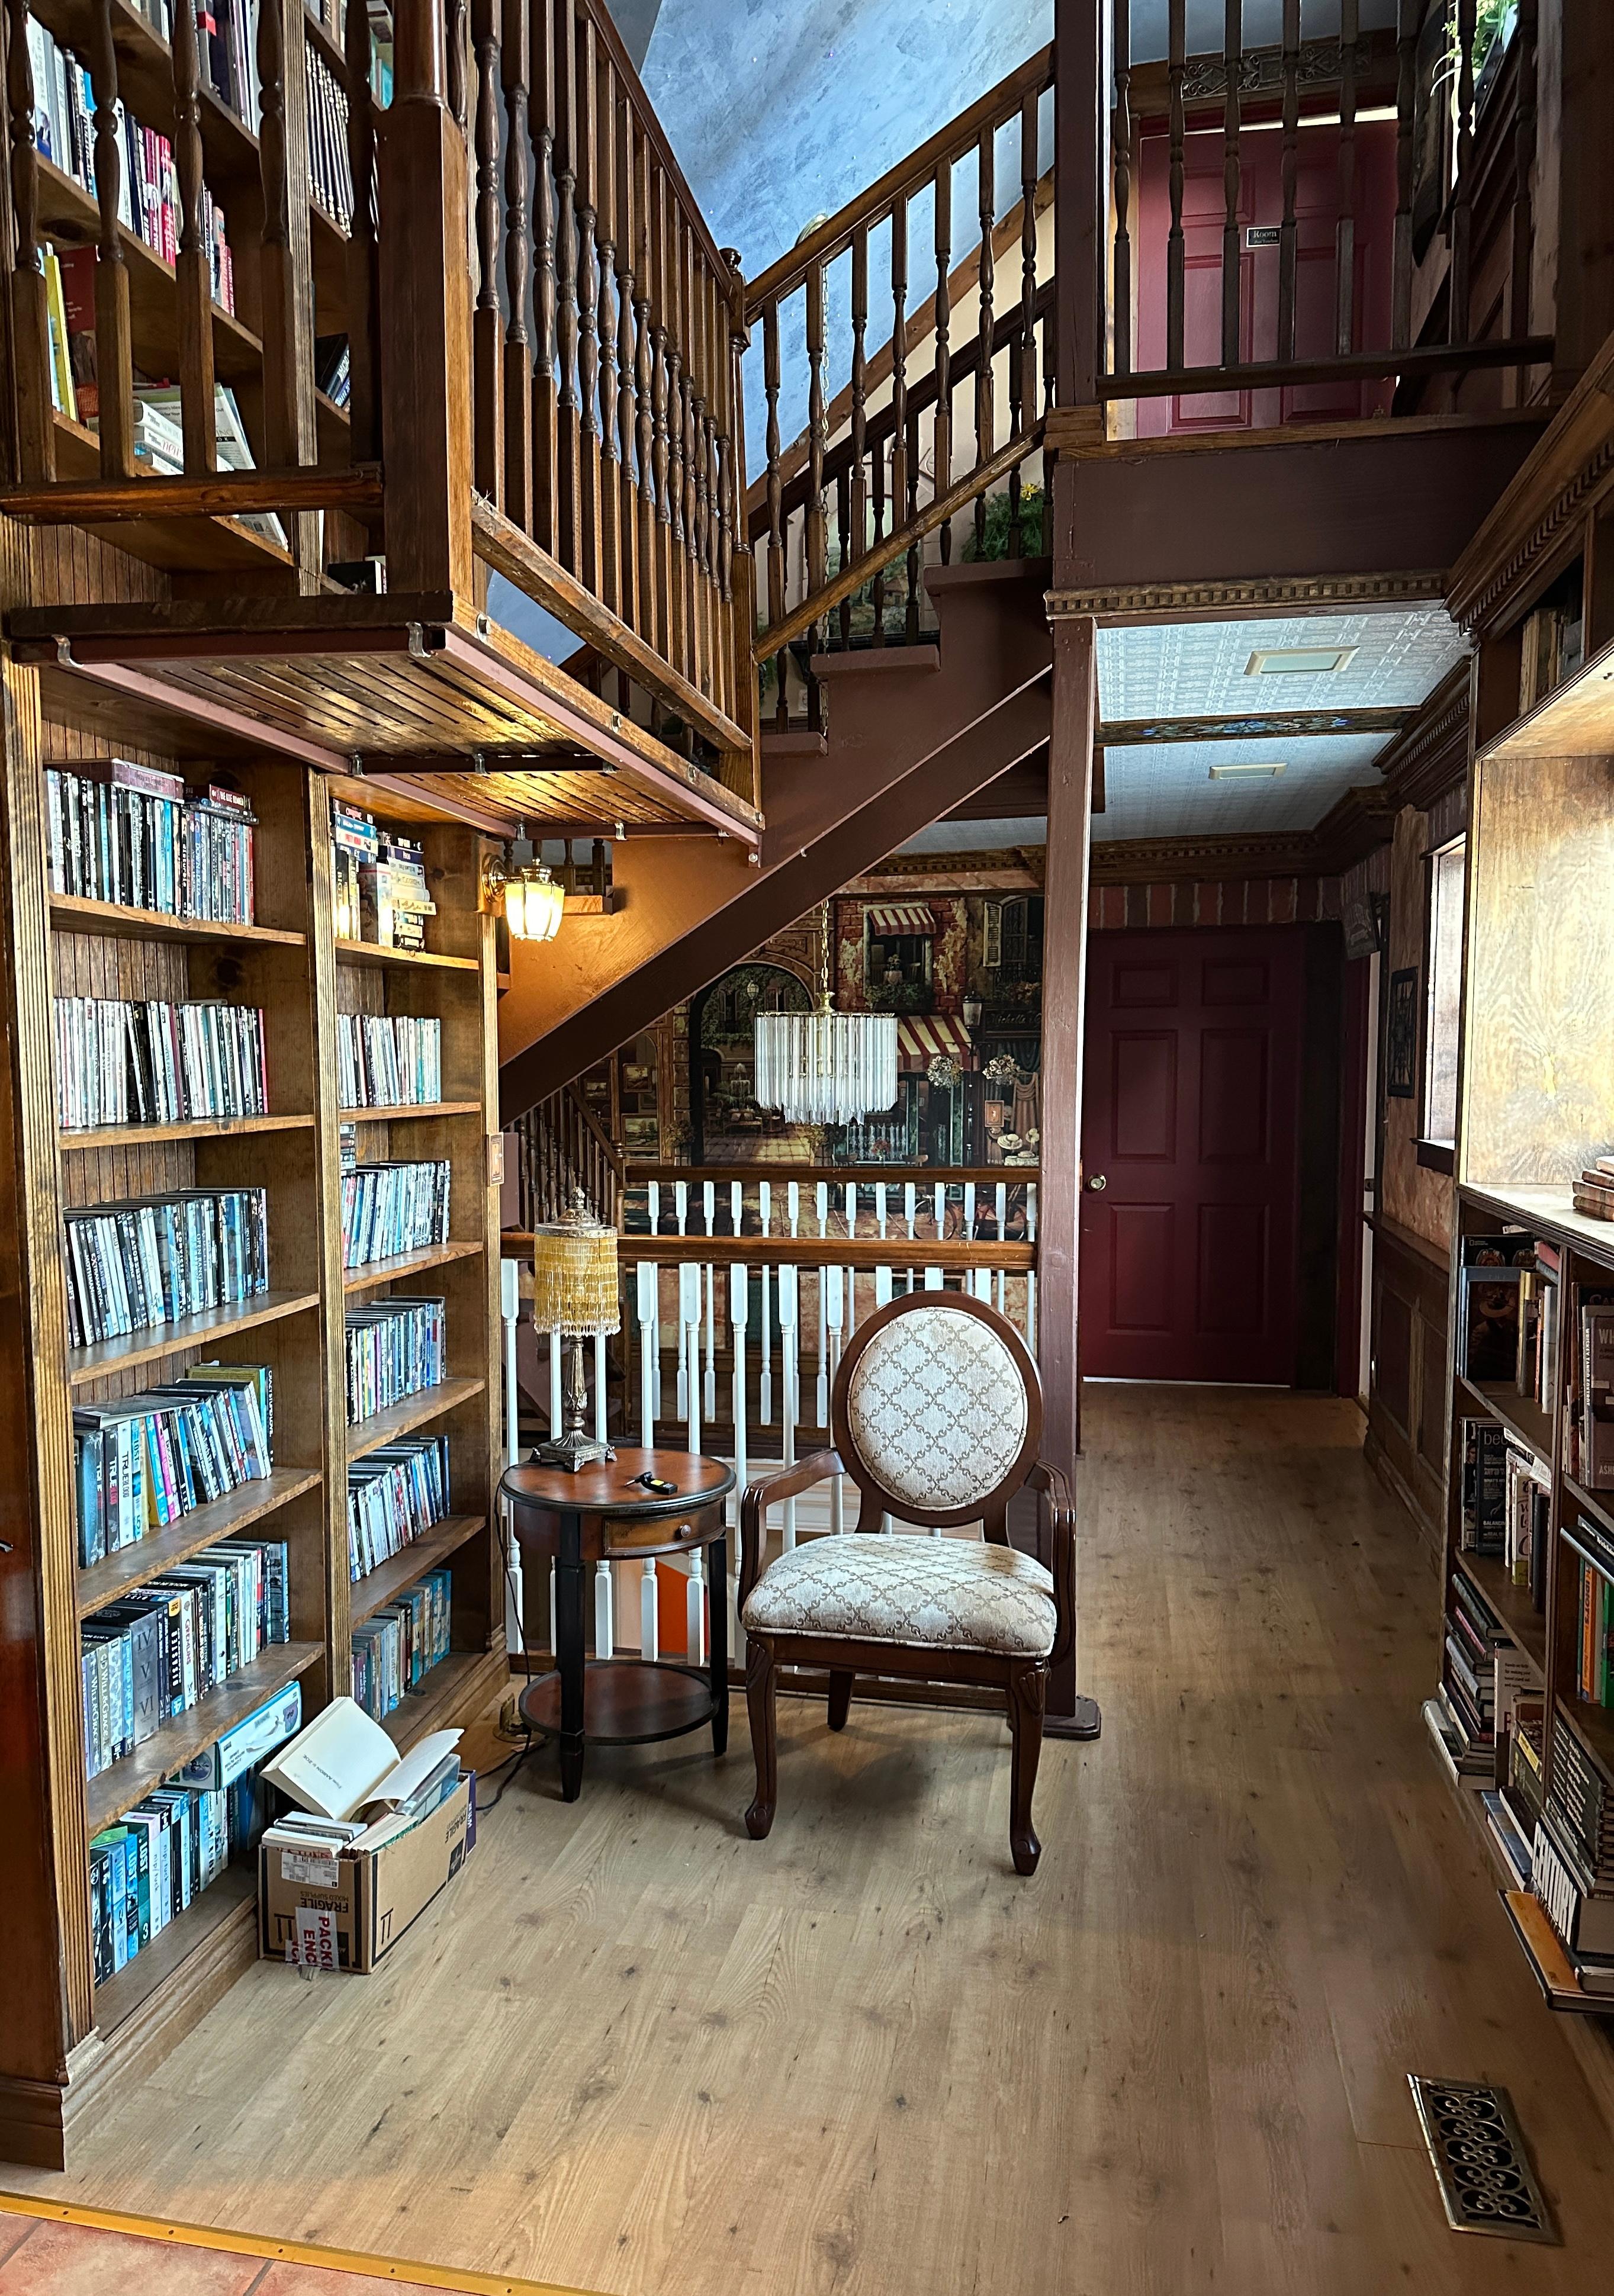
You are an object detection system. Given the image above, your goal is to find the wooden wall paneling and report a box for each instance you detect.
[1363,1217,1448,1548]
[1380,803,1454,1250]
[1296,921,1345,1390]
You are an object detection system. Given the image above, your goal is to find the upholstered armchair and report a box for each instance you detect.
[737,1290,1075,1874]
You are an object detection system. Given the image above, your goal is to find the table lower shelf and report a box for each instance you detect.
[519,1658,721,1746]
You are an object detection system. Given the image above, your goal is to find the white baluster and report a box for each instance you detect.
[648,1185,664,1416]
[648,1180,661,1233]
[595,1557,614,1658]
[731,1179,743,1239]
[680,1262,702,1457]
[778,1262,799,1551]
[963,1180,976,1238]
[675,1185,690,1417]
[816,1179,829,1239]
[933,1181,944,1242]
[995,1183,1008,1316]
[500,1258,524,1653]
[844,1183,859,1343]
[787,1180,800,1238]
[825,1265,845,1535]
[640,1557,660,1661]
[876,1182,889,1242]
[703,1178,716,1236]
[904,1181,917,1240]
[703,1261,717,1421]
[730,1262,749,1520]
[637,1262,658,1441]
[816,1263,829,1428]
[758,1182,773,1426]
[874,1266,893,1309]
[686,1546,707,1665]
[973,1266,994,1304]
[548,1327,563,1439]
[924,1264,944,1291]
[674,1179,689,1235]
[593,1330,607,1443]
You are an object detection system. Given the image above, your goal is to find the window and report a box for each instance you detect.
[1422,835,1465,1154]
[998,896,1044,986]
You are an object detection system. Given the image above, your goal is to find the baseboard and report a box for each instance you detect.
[0,2076,68,2173]
[1363,1423,1443,1561]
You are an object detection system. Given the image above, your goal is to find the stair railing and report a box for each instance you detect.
[743,46,1057,732]
[512,1078,625,1230]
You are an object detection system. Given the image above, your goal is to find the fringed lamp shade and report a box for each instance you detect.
[530,1193,620,1337]
[753,1008,899,1125]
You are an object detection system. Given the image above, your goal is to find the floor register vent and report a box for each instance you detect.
[1407,2077,1557,2243]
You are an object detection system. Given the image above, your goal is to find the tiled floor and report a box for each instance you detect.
[0,2206,590,2296]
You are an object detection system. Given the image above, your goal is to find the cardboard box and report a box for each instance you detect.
[259,1774,474,1972]
[177,1680,303,1791]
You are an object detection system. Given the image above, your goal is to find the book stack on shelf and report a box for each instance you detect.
[344,1296,445,1422]
[46,758,255,922]
[75,1361,272,1564]
[306,43,353,228]
[330,803,436,952]
[352,1566,453,1721]
[348,1433,451,1581]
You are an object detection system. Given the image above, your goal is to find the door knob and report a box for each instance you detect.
[1085,1173,1108,1191]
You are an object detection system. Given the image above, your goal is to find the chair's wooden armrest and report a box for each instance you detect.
[1027,1459,1076,1670]
[738,1449,841,1606]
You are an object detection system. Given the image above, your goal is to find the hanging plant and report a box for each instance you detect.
[983,1053,1020,1085]
[927,1055,961,1091]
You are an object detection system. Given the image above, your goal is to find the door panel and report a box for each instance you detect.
[1081,927,1305,1381]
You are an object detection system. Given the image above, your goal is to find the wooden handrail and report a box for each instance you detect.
[627,1165,1039,1185]
[504,1232,1036,1271]
[744,44,1053,316]
[565,1079,626,1184]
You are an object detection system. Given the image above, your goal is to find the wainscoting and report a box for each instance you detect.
[1364,1214,1450,1550]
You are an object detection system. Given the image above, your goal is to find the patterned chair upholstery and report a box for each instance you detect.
[737,1290,1078,1876]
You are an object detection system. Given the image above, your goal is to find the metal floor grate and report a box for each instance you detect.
[1407,2077,1558,2243]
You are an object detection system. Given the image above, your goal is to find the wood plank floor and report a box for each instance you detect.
[14,1385,1614,2294]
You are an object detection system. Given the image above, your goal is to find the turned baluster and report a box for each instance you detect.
[1277,0,1300,364]
[596,50,621,615]
[1166,0,1186,372]
[1391,0,1417,350]
[931,155,951,562]
[1509,0,1539,402]
[574,7,602,593]
[1220,0,1240,368]
[974,124,995,554]
[722,246,753,758]
[345,0,380,461]
[1020,83,1040,424]
[530,0,558,548]
[904,403,921,644]
[651,168,675,667]
[500,0,533,529]
[871,432,888,638]
[615,96,639,627]
[553,0,581,570]
[837,467,853,649]
[89,0,136,477]
[446,0,468,129]
[850,224,869,571]
[684,232,706,692]
[1335,0,1358,357]
[1113,0,1133,378]
[6,0,55,478]
[763,297,787,727]
[635,134,659,650]
[472,0,503,501]
[170,0,217,470]
[1450,0,1476,345]
[806,257,828,610]
[889,192,909,609]
[664,205,688,679]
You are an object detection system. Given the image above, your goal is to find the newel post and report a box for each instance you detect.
[381,0,474,594]
[1053,0,1107,417]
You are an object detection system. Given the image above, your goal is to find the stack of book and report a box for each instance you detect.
[24,23,237,316]
[347,1432,449,1582]
[337,1011,442,1108]
[1503,1442,1552,1607]
[1574,1157,1614,1223]
[74,1362,272,1566]
[44,760,256,925]
[1531,1725,1614,1996]
[1568,1288,1614,1485]
[330,806,436,950]
[351,1566,452,1719]
[343,1295,445,1425]
[1517,1240,1562,1410]
[55,994,269,1130]
[200,0,264,133]
[1458,1231,1536,1382]
[129,384,288,550]
[1442,1568,1513,1765]
[90,1782,233,1984]
[306,45,354,227]
[63,1185,269,1347]
[80,1533,290,1779]
[1458,1417,1508,1555]
[340,1159,451,1268]
[1571,1538,1614,1709]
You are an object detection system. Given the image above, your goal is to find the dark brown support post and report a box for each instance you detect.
[1039,573,1097,1726]
[1335,0,1358,357]
[1220,0,1240,368]
[5,0,56,481]
[531,0,558,549]
[1509,0,1538,405]
[596,49,621,616]
[472,0,504,504]
[553,0,581,571]
[574,7,602,594]
[1113,0,1133,378]
[1449,0,1475,345]
[381,0,474,594]
[500,0,533,532]
[257,0,319,582]
[1277,0,1300,364]
[1391,0,1416,350]
[1054,0,1103,419]
[345,0,381,461]
[89,0,136,480]
[171,0,217,472]
[1165,0,1185,372]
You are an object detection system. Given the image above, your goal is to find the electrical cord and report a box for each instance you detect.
[475,1492,537,1812]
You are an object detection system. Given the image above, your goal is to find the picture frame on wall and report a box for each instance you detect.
[1386,967,1419,1098]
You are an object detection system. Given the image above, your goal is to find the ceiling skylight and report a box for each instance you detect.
[1246,646,1359,676]
[1208,761,1286,778]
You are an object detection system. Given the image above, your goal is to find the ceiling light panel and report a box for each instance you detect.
[1208,761,1286,778]
[1246,646,1358,676]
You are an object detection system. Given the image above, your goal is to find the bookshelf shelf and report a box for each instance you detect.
[1563,1475,1614,1545]
[76,1468,322,1619]
[350,1514,489,1629]
[380,1648,501,1756]
[1503,1890,1614,2015]
[60,1114,316,1153]
[45,412,301,575]
[340,1102,483,1123]
[47,894,307,949]
[86,1640,322,1836]
[1455,1373,1555,1465]
[342,1240,486,1296]
[89,1860,258,2038]
[1454,1552,1548,1676]
[1461,1183,1614,1277]
[1477,632,1614,764]
[1557,1693,1614,1786]
[334,938,480,973]
[67,1290,322,1393]
[346,1377,488,1462]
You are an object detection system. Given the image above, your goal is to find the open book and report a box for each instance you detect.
[261,1694,461,1826]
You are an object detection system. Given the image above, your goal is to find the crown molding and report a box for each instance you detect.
[1098,706,1410,745]
[1046,572,1448,623]
[1371,663,1472,812]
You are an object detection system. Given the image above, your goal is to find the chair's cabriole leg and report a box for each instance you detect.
[1007,1662,1046,1875]
[827,1668,854,1731]
[745,1636,779,1838]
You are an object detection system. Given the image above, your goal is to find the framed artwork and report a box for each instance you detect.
[1386,967,1419,1099]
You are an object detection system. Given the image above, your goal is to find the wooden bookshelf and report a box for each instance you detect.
[0,732,505,2168]
[1432,355,1614,2030]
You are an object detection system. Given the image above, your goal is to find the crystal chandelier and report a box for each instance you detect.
[753,901,898,1124]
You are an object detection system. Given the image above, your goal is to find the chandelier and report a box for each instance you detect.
[753,901,897,1124]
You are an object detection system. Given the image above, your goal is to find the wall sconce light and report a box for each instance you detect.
[484,826,565,943]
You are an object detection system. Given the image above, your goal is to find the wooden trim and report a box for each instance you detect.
[1099,707,1410,745]
[619,1166,1035,1186]
[1415,1137,1457,1173]
[1098,336,1554,401]
[1368,1207,1452,1276]
[0,467,384,521]
[1091,829,1330,884]
[1047,406,1548,461]
[511,1233,1036,1271]
[1374,664,1472,813]
[1046,571,1450,621]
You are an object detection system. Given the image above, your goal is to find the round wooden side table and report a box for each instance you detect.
[499,1448,737,1802]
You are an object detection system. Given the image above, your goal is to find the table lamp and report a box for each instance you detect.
[530,1189,620,1471]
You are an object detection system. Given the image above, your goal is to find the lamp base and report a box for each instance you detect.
[531,1429,616,1474]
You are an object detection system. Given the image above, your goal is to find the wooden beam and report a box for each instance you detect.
[471,495,752,758]
[0,468,385,521]
[1098,335,1554,400]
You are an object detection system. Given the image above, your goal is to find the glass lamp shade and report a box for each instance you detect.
[753,1007,898,1125]
[504,864,565,943]
[529,1194,620,1336]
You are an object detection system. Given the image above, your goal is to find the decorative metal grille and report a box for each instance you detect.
[1407,2078,1557,2243]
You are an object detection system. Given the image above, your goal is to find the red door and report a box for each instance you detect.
[1080,929,1306,1382]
